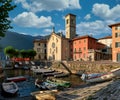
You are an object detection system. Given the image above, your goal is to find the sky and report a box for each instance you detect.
[9,0,120,38]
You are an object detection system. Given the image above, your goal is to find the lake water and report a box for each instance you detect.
[1,69,84,97]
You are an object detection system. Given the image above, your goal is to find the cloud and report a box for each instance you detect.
[15,0,81,12]
[13,12,54,28]
[92,3,120,20]
[84,14,91,20]
[76,20,116,37]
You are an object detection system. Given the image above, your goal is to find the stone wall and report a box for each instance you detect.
[51,61,120,74]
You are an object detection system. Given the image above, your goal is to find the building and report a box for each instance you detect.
[33,39,47,60]
[109,23,120,62]
[47,30,70,61]
[72,35,107,61]
[65,13,76,39]
[33,13,112,61]
[98,36,112,54]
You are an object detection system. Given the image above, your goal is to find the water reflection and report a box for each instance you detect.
[3,69,84,87]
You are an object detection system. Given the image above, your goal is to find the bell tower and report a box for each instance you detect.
[65,13,76,39]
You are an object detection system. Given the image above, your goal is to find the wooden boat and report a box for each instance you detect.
[47,78,71,88]
[2,81,19,96]
[33,68,55,75]
[54,73,70,78]
[81,67,120,83]
[110,67,120,76]
[35,79,57,90]
[31,90,58,100]
[6,76,26,82]
[43,71,63,76]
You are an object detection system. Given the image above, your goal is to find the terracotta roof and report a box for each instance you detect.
[108,22,120,28]
[72,35,97,41]
[98,36,112,40]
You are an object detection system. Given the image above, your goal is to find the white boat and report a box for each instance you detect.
[81,67,120,83]
[2,81,19,96]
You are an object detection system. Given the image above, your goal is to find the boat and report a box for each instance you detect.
[81,67,120,83]
[33,68,55,75]
[110,67,120,76]
[43,71,63,76]
[6,76,26,82]
[35,79,57,90]
[31,90,58,100]
[75,70,85,76]
[47,78,71,88]
[54,73,70,78]
[2,81,19,96]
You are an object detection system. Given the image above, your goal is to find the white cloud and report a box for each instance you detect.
[13,12,54,28]
[15,0,81,12]
[44,29,52,33]
[76,20,116,37]
[92,3,120,20]
[84,14,91,20]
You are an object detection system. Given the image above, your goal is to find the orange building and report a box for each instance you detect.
[72,35,106,61]
[109,23,120,62]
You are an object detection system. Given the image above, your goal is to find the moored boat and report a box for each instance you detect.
[54,73,70,78]
[35,78,57,90]
[2,81,19,96]
[81,67,120,83]
[31,90,58,100]
[6,76,26,82]
[47,78,71,88]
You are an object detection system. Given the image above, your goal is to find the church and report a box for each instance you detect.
[34,13,111,61]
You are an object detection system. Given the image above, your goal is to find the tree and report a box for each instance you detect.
[4,46,16,58]
[19,50,28,58]
[27,49,36,59]
[0,0,16,37]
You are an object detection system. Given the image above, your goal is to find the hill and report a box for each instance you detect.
[0,31,43,51]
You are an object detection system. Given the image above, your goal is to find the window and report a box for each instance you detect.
[74,48,76,52]
[79,48,81,52]
[84,39,86,43]
[44,44,46,47]
[79,40,81,43]
[115,26,120,30]
[84,47,86,50]
[66,19,69,24]
[115,42,120,48]
[37,48,40,52]
[115,33,120,37]
[38,43,40,46]
[71,19,75,24]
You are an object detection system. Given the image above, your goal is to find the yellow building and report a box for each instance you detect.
[33,39,47,60]
[47,31,70,61]
[109,23,120,62]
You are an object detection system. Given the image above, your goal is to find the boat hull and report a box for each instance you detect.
[2,82,18,97]
[6,76,26,82]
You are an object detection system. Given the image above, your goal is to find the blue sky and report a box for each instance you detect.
[9,0,120,38]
